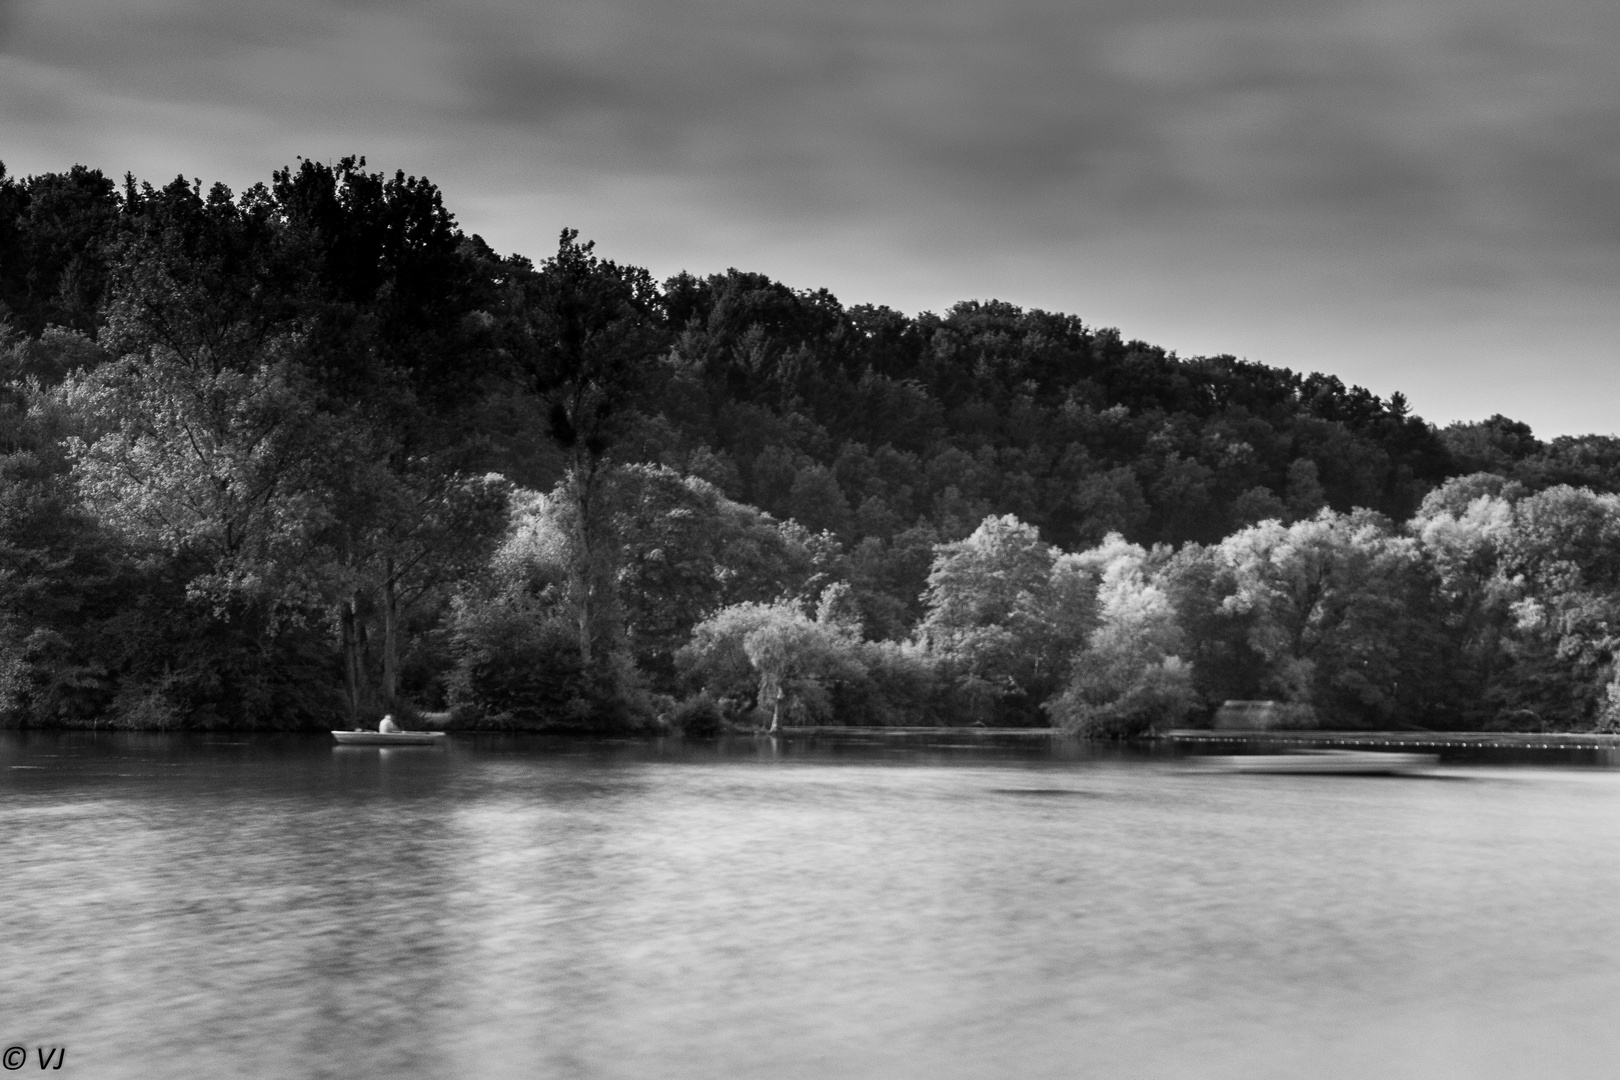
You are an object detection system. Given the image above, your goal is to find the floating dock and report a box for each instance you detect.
[1159,730,1620,750]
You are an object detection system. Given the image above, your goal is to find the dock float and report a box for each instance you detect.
[1159,730,1620,751]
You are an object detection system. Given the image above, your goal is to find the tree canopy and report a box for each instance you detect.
[4,154,1618,734]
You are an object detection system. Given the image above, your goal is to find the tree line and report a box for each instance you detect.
[4,157,1620,734]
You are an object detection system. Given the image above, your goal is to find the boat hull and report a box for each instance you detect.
[331,730,446,746]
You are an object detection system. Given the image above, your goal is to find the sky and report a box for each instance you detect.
[1,0,1617,436]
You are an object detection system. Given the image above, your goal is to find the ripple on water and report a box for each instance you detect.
[2,732,1619,1080]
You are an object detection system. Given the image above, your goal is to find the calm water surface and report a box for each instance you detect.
[4,731,1620,1079]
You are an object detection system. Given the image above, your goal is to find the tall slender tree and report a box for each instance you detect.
[503,230,667,681]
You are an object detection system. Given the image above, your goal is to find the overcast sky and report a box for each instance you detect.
[2,0,1617,435]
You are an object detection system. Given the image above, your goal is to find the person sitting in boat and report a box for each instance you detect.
[379,714,402,734]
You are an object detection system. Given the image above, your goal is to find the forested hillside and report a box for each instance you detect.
[5,157,1620,734]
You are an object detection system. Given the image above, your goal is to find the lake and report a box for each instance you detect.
[3,730,1620,1079]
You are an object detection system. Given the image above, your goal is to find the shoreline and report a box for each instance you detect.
[9,724,1620,750]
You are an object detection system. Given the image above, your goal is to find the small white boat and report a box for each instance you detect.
[1194,749,1438,775]
[331,730,447,747]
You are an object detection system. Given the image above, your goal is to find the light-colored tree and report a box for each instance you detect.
[1047,534,1195,737]
[1213,508,1424,723]
[58,341,334,616]
[1414,479,1620,729]
[678,589,865,730]
[917,514,1098,717]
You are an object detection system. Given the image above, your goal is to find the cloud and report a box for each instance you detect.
[1,0,1618,432]
[399,0,1620,299]
[9,0,1617,255]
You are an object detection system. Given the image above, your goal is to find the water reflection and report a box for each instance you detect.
[3,731,1620,1079]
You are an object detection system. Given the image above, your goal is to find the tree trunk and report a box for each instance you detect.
[577,602,593,666]
[568,463,598,666]
[382,558,399,710]
[770,684,784,732]
[340,598,363,724]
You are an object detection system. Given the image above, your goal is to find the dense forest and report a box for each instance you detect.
[5,157,1620,735]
